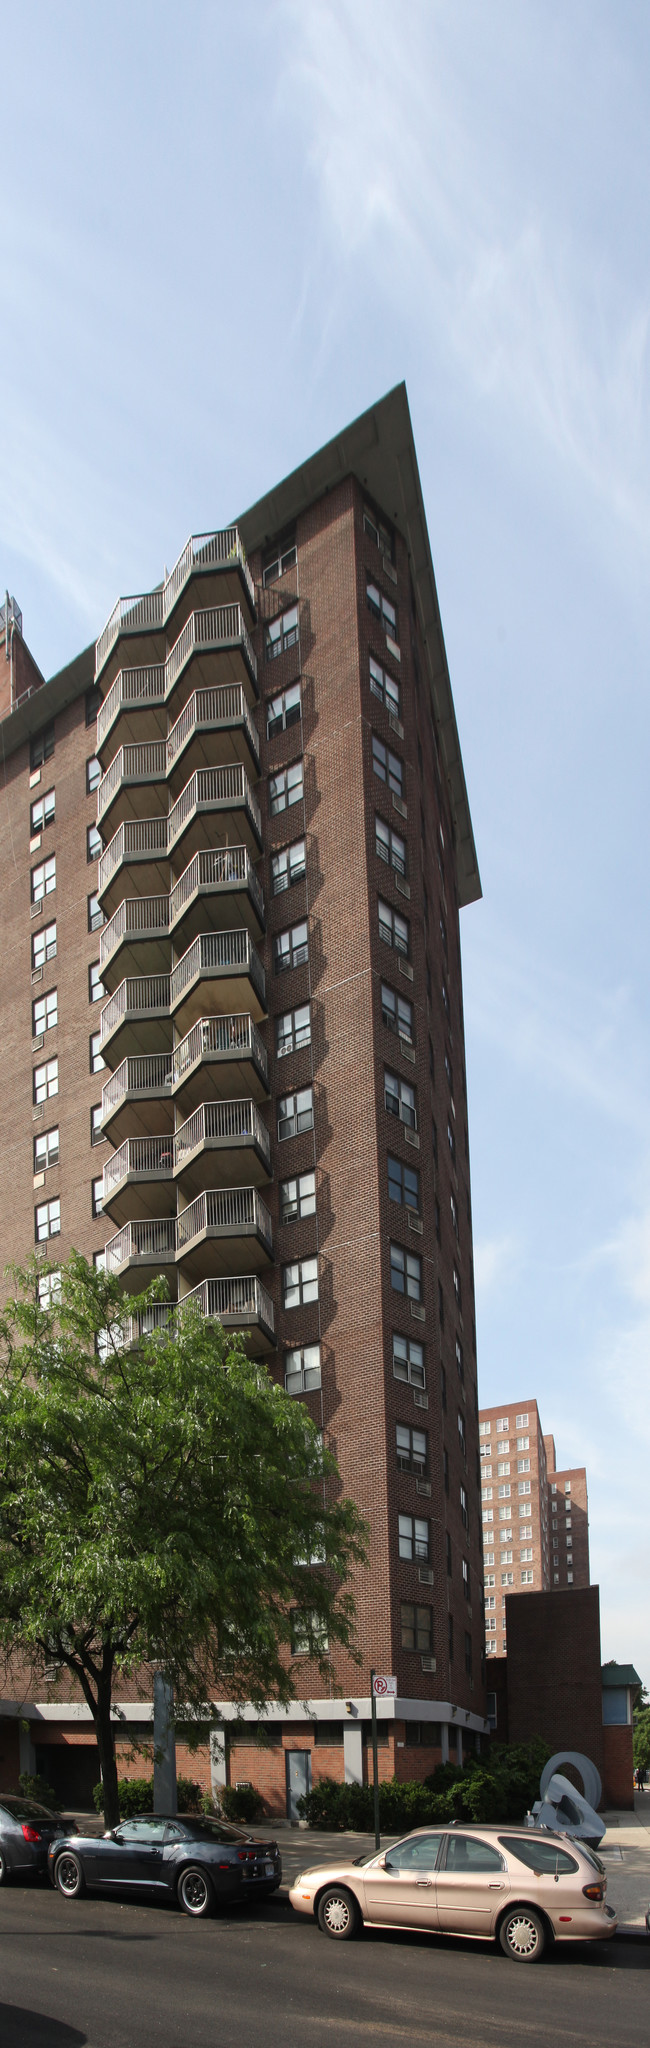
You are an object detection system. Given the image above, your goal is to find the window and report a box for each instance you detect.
[479,1421,491,1437]
[86,757,102,794]
[496,1417,509,1432]
[367,580,397,640]
[465,1633,473,1679]
[375,816,406,875]
[33,1058,58,1104]
[450,1192,459,1238]
[30,789,55,833]
[517,1458,530,1473]
[271,839,306,893]
[398,1513,429,1561]
[384,1068,416,1129]
[267,683,301,736]
[381,982,413,1044]
[521,1569,534,1585]
[86,685,101,727]
[276,1004,311,1056]
[457,1411,466,1457]
[263,537,296,587]
[372,734,403,797]
[93,1249,106,1273]
[496,1438,509,1454]
[89,1032,105,1074]
[364,505,394,560]
[285,1343,321,1395]
[387,1154,420,1212]
[390,1243,421,1300]
[567,1570,574,1584]
[290,1608,329,1656]
[396,1424,427,1475]
[269,761,303,814]
[87,823,102,862]
[455,1337,464,1381]
[38,1268,61,1309]
[282,1258,318,1309]
[90,1104,104,1145]
[462,1558,470,1602]
[280,1172,316,1223]
[501,1570,514,1586]
[460,1484,469,1530]
[265,605,299,660]
[88,894,105,933]
[30,722,55,770]
[497,1460,510,1477]
[516,1435,529,1451]
[274,922,308,972]
[392,1334,425,1388]
[378,899,409,955]
[92,1177,104,1217]
[33,988,57,1035]
[404,1724,441,1749]
[447,1120,456,1161]
[34,1128,59,1171]
[89,962,105,1003]
[35,1198,60,1242]
[515,1412,529,1427]
[520,1546,533,1563]
[31,855,56,904]
[401,1603,433,1652]
[518,1480,531,1496]
[369,654,400,717]
[452,1265,461,1306]
[32,921,57,970]
[277,1087,313,1140]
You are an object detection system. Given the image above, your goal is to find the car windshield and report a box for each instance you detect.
[0,1797,55,1820]
[183,1819,250,1843]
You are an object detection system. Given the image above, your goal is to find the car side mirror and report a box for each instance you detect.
[383,1857,395,1871]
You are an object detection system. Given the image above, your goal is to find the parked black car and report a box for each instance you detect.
[0,1794,65,1881]
[48,1813,282,1917]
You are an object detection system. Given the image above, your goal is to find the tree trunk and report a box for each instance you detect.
[92,1675,120,1829]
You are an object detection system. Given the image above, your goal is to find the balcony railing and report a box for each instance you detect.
[172,1013,268,1089]
[170,928,265,1008]
[97,741,168,823]
[166,683,260,772]
[167,761,261,849]
[176,1186,272,1254]
[98,816,169,895]
[95,529,254,679]
[96,665,166,750]
[182,1274,275,1336]
[99,975,171,1046]
[100,895,170,971]
[165,604,257,697]
[101,1053,173,1119]
[103,1136,175,1200]
[104,1217,177,1272]
[174,1098,271,1171]
[169,847,264,927]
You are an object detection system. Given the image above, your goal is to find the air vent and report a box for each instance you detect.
[404,1127,420,1150]
[421,1654,436,1673]
[413,1391,429,1410]
[392,794,407,819]
[408,1214,423,1236]
[32,1034,44,1053]
[395,876,411,900]
[416,1479,431,1497]
[410,1303,425,1323]
[398,959,414,982]
[32,1106,44,1121]
[418,1566,434,1585]
[31,968,43,985]
[400,1042,416,1064]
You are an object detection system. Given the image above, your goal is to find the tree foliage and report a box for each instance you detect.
[0,1254,367,1825]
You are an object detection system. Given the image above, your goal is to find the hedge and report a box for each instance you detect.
[297,1741,550,1831]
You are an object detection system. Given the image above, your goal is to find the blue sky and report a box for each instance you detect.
[3,2,649,1682]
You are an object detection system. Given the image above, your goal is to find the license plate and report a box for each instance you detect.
[265,1861,275,1876]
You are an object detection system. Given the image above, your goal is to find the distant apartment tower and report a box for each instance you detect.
[479,1399,589,1658]
[0,388,489,1811]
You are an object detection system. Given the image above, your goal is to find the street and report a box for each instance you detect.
[0,1883,648,2048]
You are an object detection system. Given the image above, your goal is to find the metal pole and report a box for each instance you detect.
[370,1669,380,1852]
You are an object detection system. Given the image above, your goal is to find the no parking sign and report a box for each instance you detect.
[371,1675,397,1697]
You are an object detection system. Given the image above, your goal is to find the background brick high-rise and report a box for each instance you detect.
[0,387,489,1813]
[479,1397,589,1660]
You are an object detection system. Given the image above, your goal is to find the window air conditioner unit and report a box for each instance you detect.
[421,1655,436,1673]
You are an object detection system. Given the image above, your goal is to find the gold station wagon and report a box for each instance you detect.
[289,1824,617,1962]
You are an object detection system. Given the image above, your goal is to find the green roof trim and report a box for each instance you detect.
[601,1662,642,1688]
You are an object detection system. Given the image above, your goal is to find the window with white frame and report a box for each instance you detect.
[276,1004,311,1057]
[280,1172,316,1223]
[496,1417,509,1432]
[367,580,398,641]
[372,734,403,797]
[285,1343,321,1396]
[497,1459,510,1477]
[390,1242,422,1300]
[396,1424,427,1475]
[515,1412,528,1426]
[290,1606,328,1655]
[378,899,409,955]
[265,605,299,661]
[31,855,56,903]
[282,1258,318,1309]
[269,761,303,814]
[30,789,55,833]
[38,1267,61,1308]
[33,1058,58,1104]
[262,536,297,587]
[90,1104,104,1145]
[521,1569,534,1585]
[460,1486,469,1530]
[87,823,102,862]
[35,1198,60,1242]
[32,921,57,969]
[86,757,102,794]
[364,505,394,559]
[88,894,105,932]
[479,1421,491,1436]
[516,1435,529,1450]
[375,815,406,875]
[381,982,413,1044]
[398,1514,429,1561]
[392,1333,425,1388]
[34,1128,59,1171]
[387,1154,419,1212]
[458,1411,466,1456]
[33,988,57,1035]
[517,1458,530,1472]
[267,683,301,737]
[274,921,308,972]
[92,1177,104,1217]
[369,654,400,716]
[277,1087,313,1140]
[384,1068,416,1128]
[89,962,105,1003]
[90,1033,105,1073]
[271,839,306,893]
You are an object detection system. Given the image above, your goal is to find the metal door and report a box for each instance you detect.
[286,1750,311,1822]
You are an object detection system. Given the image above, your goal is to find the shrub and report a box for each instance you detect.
[18,1770,63,1813]
[425,1738,551,1825]
[297,1777,452,1832]
[219,1784,264,1824]
[92,1774,204,1818]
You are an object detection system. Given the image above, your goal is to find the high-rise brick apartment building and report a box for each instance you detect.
[0,387,488,1813]
[479,1398,589,1660]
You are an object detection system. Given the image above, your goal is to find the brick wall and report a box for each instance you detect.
[505,1585,604,1788]
[602,1723,634,1810]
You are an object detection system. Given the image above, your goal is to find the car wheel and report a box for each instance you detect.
[499,1906,546,1962]
[178,1866,214,1918]
[54,1853,86,1901]
[0,1849,8,1886]
[317,1886,361,1940]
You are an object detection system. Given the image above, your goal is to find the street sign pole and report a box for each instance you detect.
[370,1669,380,1852]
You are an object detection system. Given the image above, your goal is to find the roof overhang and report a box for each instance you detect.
[238,383,481,908]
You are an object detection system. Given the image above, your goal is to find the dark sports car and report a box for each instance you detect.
[48,1813,281,1917]
[0,1794,65,1882]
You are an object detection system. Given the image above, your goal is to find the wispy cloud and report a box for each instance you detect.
[473,1234,520,1297]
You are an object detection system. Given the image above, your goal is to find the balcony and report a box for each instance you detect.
[99,895,171,993]
[170,928,265,1035]
[96,742,168,831]
[99,975,171,1062]
[182,1274,275,1355]
[174,1098,271,1194]
[95,591,166,687]
[164,605,257,714]
[172,1012,268,1114]
[102,1136,175,1226]
[95,529,255,683]
[97,817,169,915]
[176,1186,273,1280]
[167,762,262,864]
[169,847,264,947]
[96,665,166,759]
[104,1217,177,1290]
[166,684,260,792]
[101,1053,173,1143]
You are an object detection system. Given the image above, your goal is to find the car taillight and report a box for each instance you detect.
[21,1824,42,1843]
[237,1849,256,1863]
[582,1882,605,1901]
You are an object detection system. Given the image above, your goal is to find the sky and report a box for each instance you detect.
[1,1,649,1682]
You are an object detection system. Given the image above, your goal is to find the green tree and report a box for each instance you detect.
[0,1254,367,1827]
[633,1707,650,1775]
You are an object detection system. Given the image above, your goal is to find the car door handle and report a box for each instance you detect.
[415,1879,433,1887]
[489,1882,504,1889]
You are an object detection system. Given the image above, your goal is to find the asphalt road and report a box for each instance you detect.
[0,1882,648,2048]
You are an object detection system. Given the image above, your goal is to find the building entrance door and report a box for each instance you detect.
[286,1749,311,1822]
